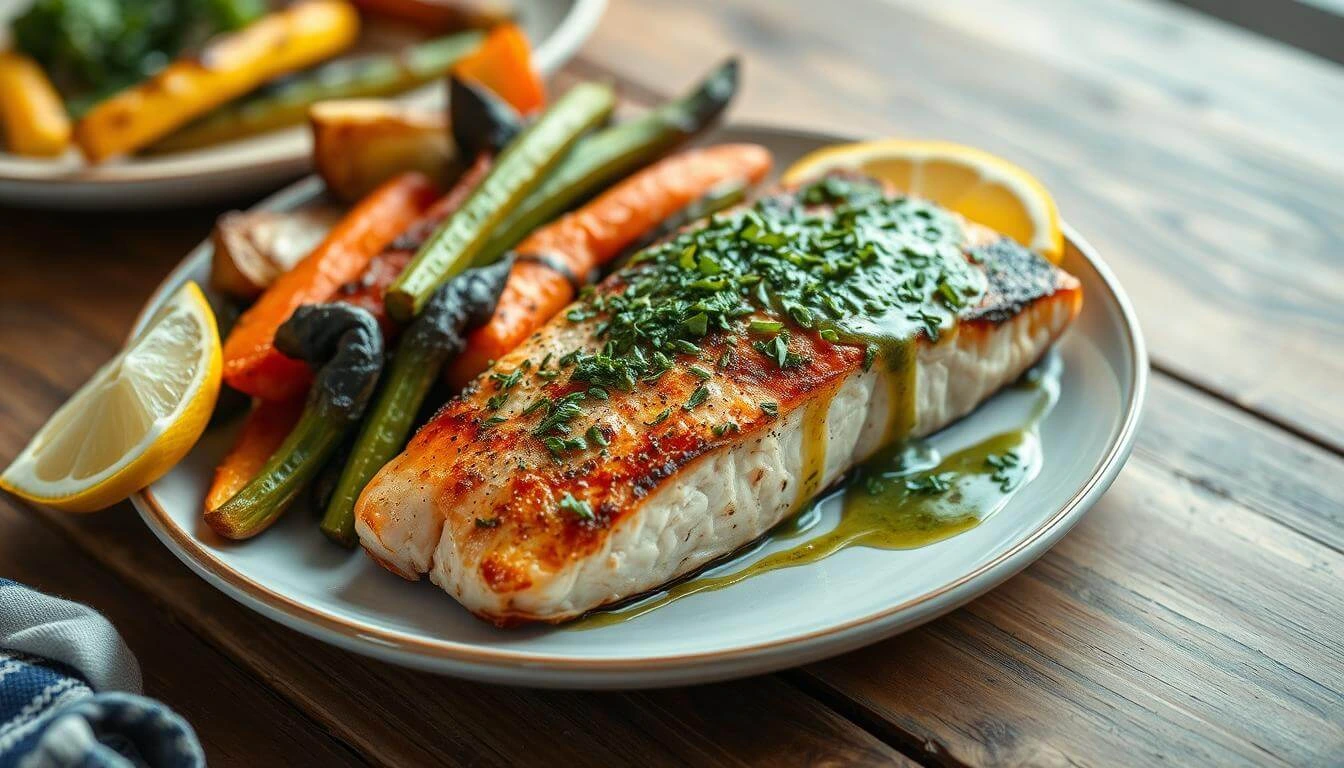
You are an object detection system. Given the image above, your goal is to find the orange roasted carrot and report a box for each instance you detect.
[445,143,773,387]
[452,23,545,115]
[205,397,304,513]
[222,172,438,401]
[336,152,493,336]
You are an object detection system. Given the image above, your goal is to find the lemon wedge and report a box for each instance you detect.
[783,139,1064,263]
[2,282,222,512]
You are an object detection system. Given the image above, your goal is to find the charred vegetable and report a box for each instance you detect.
[472,58,742,267]
[450,74,522,160]
[210,207,341,299]
[151,32,484,152]
[74,0,360,162]
[206,304,383,539]
[221,172,437,402]
[385,81,616,322]
[445,143,774,388]
[320,257,513,545]
[12,0,265,97]
[309,100,453,202]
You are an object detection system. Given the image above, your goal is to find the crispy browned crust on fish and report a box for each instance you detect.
[361,222,1081,603]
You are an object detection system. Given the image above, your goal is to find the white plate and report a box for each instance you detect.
[0,0,606,209]
[130,125,1147,688]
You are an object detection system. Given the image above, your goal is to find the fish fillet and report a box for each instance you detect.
[355,181,1082,625]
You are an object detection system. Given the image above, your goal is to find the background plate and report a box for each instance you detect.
[130,124,1147,688]
[0,0,606,209]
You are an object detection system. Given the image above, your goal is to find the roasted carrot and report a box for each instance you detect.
[451,23,545,116]
[335,152,493,337]
[222,172,438,401]
[75,0,360,163]
[445,143,773,387]
[206,397,305,513]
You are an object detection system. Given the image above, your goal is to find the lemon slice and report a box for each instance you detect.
[783,139,1064,262]
[2,282,222,512]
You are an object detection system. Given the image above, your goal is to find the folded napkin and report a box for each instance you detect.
[0,579,203,768]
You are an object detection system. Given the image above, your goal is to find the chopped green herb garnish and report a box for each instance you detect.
[985,450,1022,491]
[862,344,879,372]
[645,408,671,426]
[522,396,552,417]
[752,333,806,369]
[534,392,584,436]
[905,472,955,494]
[586,425,609,448]
[491,361,531,390]
[474,517,500,528]
[557,492,595,521]
[517,177,989,458]
[543,435,587,457]
[683,385,710,410]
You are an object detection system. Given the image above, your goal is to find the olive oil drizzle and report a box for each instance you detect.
[796,391,834,511]
[880,339,918,446]
[571,353,1062,630]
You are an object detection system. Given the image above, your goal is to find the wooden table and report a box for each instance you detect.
[3,0,1342,764]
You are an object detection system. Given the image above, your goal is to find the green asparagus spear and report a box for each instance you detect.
[206,304,383,540]
[320,258,513,546]
[150,32,485,152]
[471,58,741,267]
[385,82,616,323]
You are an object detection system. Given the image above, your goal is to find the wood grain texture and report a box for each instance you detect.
[22,503,909,768]
[884,0,1344,163]
[1165,0,1344,66]
[576,0,1344,450]
[3,3,1344,766]
[794,374,1344,766]
[0,506,363,767]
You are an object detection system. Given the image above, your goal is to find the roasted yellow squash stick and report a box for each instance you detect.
[0,51,72,157]
[74,0,360,163]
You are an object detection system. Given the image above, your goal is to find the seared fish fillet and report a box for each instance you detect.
[356,179,1082,624]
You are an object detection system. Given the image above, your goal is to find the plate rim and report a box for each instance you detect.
[129,123,1149,685]
[0,0,608,188]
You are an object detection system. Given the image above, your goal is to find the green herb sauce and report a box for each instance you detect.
[563,176,983,400]
[572,354,1062,630]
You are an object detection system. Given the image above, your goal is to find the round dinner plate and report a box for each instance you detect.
[0,0,605,210]
[130,125,1147,688]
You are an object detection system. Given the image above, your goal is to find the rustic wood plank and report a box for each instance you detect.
[792,374,1344,766]
[17,502,910,768]
[576,0,1344,450]
[1165,0,1344,66]
[881,0,1344,163]
[0,506,364,767]
[4,13,1342,766]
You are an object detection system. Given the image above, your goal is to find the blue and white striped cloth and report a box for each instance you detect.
[0,579,203,768]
